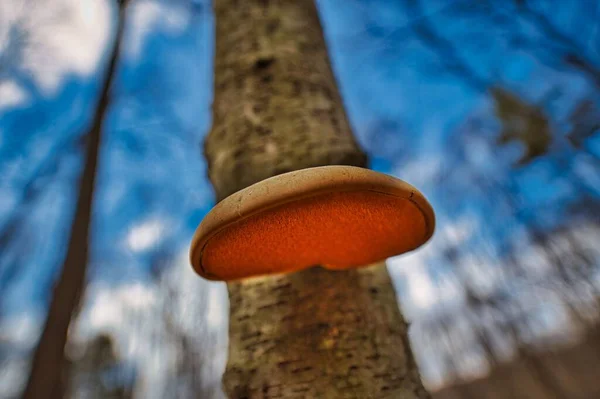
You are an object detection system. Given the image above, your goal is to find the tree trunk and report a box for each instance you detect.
[22,2,129,398]
[205,0,430,397]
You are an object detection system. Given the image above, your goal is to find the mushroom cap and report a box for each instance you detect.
[190,165,435,281]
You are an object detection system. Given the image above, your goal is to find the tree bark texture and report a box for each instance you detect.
[22,1,129,398]
[205,0,430,397]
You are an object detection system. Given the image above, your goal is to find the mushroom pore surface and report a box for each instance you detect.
[200,190,429,280]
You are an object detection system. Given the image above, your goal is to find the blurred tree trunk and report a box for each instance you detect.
[205,0,429,397]
[22,1,129,398]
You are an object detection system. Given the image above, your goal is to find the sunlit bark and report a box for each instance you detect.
[205,0,429,397]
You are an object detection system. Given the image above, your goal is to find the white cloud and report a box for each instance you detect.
[392,257,462,314]
[87,282,157,329]
[0,0,111,97]
[441,216,477,245]
[393,156,442,188]
[0,312,41,349]
[126,218,165,252]
[0,358,28,399]
[390,254,440,314]
[0,80,28,109]
[205,283,227,329]
[125,0,191,60]
[405,265,437,310]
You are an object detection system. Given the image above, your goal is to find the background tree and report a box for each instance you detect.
[22,1,130,397]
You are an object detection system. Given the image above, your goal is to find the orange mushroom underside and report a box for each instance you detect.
[200,190,429,281]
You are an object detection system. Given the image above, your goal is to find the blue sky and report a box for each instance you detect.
[1,0,599,395]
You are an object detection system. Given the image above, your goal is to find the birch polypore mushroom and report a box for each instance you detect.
[190,165,435,281]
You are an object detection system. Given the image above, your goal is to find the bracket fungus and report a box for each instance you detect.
[190,165,435,281]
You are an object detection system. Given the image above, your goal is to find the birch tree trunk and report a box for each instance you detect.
[205,1,429,397]
[23,2,129,397]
